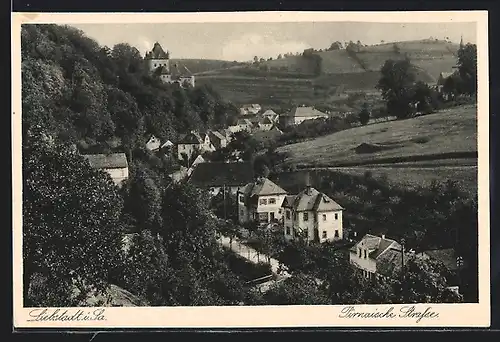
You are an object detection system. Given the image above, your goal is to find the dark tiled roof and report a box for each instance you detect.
[83,153,128,169]
[241,178,288,197]
[281,187,343,212]
[177,132,203,144]
[353,234,401,260]
[188,162,254,188]
[146,42,169,59]
[376,248,406,278]
[283,106,329,118]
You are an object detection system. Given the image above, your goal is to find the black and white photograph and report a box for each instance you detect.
[12,11,489,328]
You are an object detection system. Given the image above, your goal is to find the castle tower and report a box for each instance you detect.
[144,42,170,74]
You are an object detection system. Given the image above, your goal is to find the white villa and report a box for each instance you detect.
[281,186,344,243]
[237,177,288,225]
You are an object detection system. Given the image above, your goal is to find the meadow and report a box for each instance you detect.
[277,105,477,167]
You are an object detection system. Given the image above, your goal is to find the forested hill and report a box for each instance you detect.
[21,24,239,152]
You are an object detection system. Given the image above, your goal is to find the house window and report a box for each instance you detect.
[323,214,327,221]
[304,229,308,238]
[270,212,275,221]
[240,209,244,217]
[260,198,268,205]
[286,226,291,235]
[239,195,244,203]
[303,212,309,221]
[278,208,282,214]
[335,213,338,220]
[358,248,362,257]
[334,230,339,238]
[258,212,268,222]
[293,212,297,220]
[364,250,367,259]
[322,231,327,239]
[286,210,291,219]
[269,198,276,204]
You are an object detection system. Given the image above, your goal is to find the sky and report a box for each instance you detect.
[71,22,477,62]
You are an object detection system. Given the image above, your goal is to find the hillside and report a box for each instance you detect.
[275,105,477,196]
[196,39,460,106]
[277,104,477,167]
[171,59,245,74]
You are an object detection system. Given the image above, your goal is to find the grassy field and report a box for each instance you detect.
[277,105,477,167]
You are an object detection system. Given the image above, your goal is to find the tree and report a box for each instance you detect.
[358,103,370,125]
[23,134,125,306]
[377,58,417,119]
[277,54,282,59]
[412,81,438,114]
[329,41,343,50]
[457,43,477,96]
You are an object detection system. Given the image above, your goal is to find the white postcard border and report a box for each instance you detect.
[11,10,490,329]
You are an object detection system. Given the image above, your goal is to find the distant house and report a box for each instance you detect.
[237,177,288,225]
[252,125,283,142]
[436,71,456,92]
[176,131,215,162]
[240,104,262,115]
[83,153,129,187]
[349,234,405,281]
[281,186,344,243]
[279,106,329,127]
[255,117,274,131]
[208,130,228,150]
[188,161,255,196]
[160,139,174,150]
[261,109,279,123]
[186,155,206,177]
[145,135,161,152]
[234,118,253,133]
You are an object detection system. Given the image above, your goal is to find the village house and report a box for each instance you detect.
[252,125,283,143]
[186,155,206,177]
[233,118,253,133]
[237,177,288,225]
[436,71,456,91]
[208,130,228,150]
[254,117,275,132]
[279,106,329,127]
[188,161,254,197]
[145,134,161,152]
[239,104,262,115]
[261,109,279,123]
[176,131,215,163]
[349,234,405,281]
[83,153,129,187]
[145,42,195,88]
[281,185,344,243]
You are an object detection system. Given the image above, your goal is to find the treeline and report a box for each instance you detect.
[23,132,263,306]
[21,24,239,158]
[21,24,259,306]
[266,169,478,302]
[376,43,477,120]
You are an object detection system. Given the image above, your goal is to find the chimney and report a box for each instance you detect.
[304,171,312,195]
[381,234,386,239]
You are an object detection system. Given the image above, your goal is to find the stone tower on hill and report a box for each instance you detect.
[144,42,195,88]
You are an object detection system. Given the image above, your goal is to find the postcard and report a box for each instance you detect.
[12,10,490,329]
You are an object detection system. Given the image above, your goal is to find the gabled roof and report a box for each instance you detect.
[376,248,407,278]
[237,118,253,126]
[83,153,128,169]
[241,177,288,197]
[439,72,455,79]
[260,117,274,125]
[262,109,278,117]
[208,130,226,141]
[351,234,401,260]
[281,187,343,212]
[283,106,329,118]
[188,162,254,188]
[177,131,204,144]
[161,140,174,148]
[145,42,169,59]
